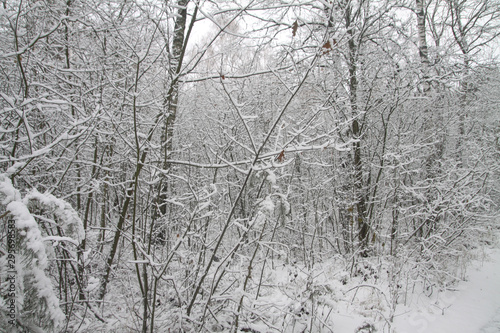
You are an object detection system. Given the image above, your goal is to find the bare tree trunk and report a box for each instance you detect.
[98,0,196,304]
[416,0,434,239]
[157,0,189,216]
[345,4,369,255]
[416,0,431,93]
[449,0,471,164]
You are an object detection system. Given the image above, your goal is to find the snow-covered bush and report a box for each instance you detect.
[0,174,84,331]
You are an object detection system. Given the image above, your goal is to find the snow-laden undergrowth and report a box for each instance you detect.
[69,227,499,333]
[0,174,84,332]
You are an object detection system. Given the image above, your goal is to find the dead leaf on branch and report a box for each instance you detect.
[292,20,298,37]
[276,150,285,163]
[322,40,332,54]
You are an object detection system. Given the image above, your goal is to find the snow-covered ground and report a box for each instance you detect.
[232,239,500,333]
[63,234,500,332]
[392,246,500,333]
[481,309,500,333]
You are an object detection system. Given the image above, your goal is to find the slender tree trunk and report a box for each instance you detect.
[98,154,146,300]
[99,0,195,303]
[415,0,445,240]
[78,141,98,300]
[157,0,189,216]
[345,5,369,255]
[416,0,432,239]
[449,0,471,164]
[416,0,431,93]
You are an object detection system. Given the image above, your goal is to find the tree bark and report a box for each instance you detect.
[416,0,431,93]
[157,0,189,216]
[345,4,369,255]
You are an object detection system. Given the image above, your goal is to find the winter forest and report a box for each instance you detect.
[0,0,500,332]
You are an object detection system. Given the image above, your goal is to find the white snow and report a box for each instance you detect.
[43,235,80,246]
[0,175,21,204]
[259,195,275,215]
[8,201,48,264]
[266,170,277,185]
[249,211,266,228]
[32,267,66,324]
[25,188,85,244]
[393,246,500,333]
[4,162,25,177]
[0,174,67,328]
[85,276,100,293]
[238,239,500,333]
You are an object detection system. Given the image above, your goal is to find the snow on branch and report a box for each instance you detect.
[24,189,85,245]
[0,174,69,330]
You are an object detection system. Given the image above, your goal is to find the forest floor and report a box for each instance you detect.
[391,238,500,333]
[225,233,500,333]
[75,232,500,333]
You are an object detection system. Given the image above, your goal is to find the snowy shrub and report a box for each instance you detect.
[356,321,376,332]
[0,174,84,331]
[24,189,85,246]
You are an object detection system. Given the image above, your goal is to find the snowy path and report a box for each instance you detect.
[480,308,500,333]
[393,247,500,333]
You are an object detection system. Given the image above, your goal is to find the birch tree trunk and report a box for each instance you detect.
[157,0,190,216]
[416,0,431,93]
